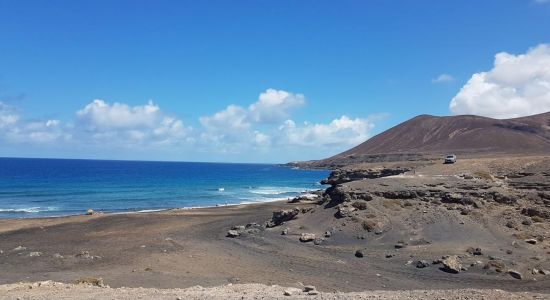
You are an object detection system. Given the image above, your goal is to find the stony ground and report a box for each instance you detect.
[1,155,549,299]
[1,281,549,300]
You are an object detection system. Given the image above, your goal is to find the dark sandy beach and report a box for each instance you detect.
[1,156,550,299]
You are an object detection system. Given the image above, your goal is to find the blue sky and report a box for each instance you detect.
[1,0,550,162]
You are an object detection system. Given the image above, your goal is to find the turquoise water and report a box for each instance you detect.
[0,158,328,218]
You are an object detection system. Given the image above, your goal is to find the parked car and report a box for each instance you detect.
[444,154,457,164]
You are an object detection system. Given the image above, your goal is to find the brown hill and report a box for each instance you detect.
[302,112,550,167]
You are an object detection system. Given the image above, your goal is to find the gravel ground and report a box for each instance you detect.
[1,281,549,300]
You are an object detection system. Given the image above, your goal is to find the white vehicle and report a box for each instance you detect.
[444,154,457,164]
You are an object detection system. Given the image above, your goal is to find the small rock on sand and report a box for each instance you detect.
[466,247,483,256]
[355,249,365,258]
[299,233,316,242]
[416,260,430,268]
[525,239,537,245]
[508,270,523,280]
[29,252,42,257]
[442,256,462,274]
[12,246,26,252]
[303,286,316,292]
[226,230,240,238]
[394,241,407,249]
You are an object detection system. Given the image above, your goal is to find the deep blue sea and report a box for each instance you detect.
[0,158,328,218]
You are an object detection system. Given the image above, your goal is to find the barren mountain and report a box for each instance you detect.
[302,112,550,167]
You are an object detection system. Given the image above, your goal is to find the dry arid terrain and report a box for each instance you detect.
[1,155,550,299]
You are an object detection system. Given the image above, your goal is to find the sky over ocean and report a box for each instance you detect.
[0,1,549,162]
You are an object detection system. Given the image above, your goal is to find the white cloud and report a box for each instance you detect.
[1,90,381,161]
[0,102,68,143]
[198,89,304,146]
[0,102,19,128]
[450,44,550,119]
[535,0,549,4]
[77,99,161,130]
[278,116,374,147]
[76,99,191,146]
[432,74,454,83]
[248,89,305,123]
[199,104,250,133]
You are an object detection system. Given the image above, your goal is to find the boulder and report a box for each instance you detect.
[466,247,483,256]
[299,233,316,243]
[483,260,505,273]
[226,230,240,238]
[441,255,462,273]
[268,208,300,227]
[336,205,356,218]
[12,246,26,252]
[416,260,430,268]
[508,270,523,280]
[351,201,368,210]
[355,249,365,258]
[303,286,316,292]
[361,219,378,232]
[525,238,538,245]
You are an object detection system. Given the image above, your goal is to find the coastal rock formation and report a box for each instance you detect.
[266,209,300,228]
[321,167,410,185]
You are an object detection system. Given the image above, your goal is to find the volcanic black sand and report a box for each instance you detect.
[0,156,549,298]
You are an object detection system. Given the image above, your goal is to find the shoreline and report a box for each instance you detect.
[0,189,325,221]
[1,156,549,297]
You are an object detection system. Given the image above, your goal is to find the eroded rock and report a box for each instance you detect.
[299,233,316,243]
[441,255,462,274]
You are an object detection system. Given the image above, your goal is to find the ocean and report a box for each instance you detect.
[0,158,329,218]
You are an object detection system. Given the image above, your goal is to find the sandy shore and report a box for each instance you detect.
[1,156,550,299]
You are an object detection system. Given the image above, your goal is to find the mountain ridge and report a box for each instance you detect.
[301,111,550,167]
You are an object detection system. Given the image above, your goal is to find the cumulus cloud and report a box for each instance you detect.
[200,89,305,132]
[77,99,161,130]
[75,99,191,146]
[198,89,305,147]
[432,74,454,83]
[199,105,250,133]
[248,89,305,123]
[1,90,380,160]
[449,44,550,119]
[278,116,374,148]
[0,102,68,143]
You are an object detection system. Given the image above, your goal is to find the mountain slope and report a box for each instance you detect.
[309,112,550,166]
